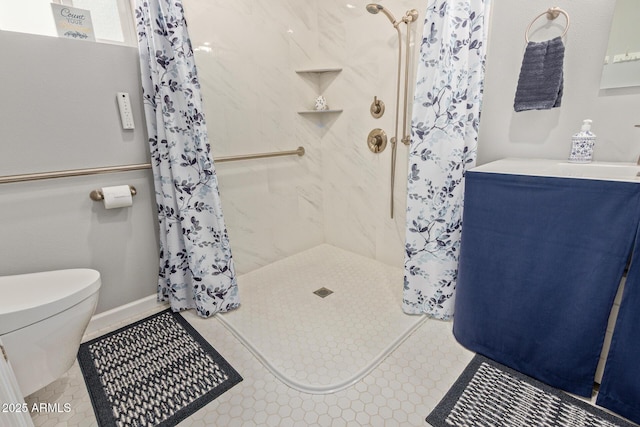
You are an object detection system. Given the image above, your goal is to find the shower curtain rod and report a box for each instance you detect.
[0,146,305,184]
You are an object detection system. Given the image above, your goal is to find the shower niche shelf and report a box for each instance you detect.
[297,109,343,114]
[295,67,342,74]
[296,67,343,115]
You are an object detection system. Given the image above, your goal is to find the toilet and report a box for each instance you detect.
[0,269,101,397]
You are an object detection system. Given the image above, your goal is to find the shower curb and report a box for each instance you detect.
[215,312,429,395]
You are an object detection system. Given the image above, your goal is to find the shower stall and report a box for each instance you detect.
[180,0,425,392]
[182,0,423,274]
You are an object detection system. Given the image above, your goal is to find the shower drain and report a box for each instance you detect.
[313,287,333,298]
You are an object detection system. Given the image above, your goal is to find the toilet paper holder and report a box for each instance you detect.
[89,185,137,201]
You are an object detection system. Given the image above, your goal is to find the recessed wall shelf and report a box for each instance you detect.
[296,67,342,115]
[295,68,342,74]
[297,109,343,114]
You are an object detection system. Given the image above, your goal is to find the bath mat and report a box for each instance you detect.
[78,309,242,427]
[427,354,636,427]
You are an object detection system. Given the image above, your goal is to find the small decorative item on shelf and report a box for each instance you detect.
[314,95,329,111]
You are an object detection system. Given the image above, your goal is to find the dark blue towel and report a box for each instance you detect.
[514,36,565,112]
[453,172,640,398]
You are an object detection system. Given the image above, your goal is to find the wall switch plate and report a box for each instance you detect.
[116,92,135,129]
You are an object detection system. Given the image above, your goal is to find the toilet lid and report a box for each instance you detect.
[0,269,101,335]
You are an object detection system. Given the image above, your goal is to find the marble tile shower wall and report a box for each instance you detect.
[184,0,423,273]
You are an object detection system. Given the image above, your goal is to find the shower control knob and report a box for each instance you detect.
[367,128,388,153]
[370,96,385,118]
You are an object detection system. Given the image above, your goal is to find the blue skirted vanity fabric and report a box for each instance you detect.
[453,171,640,424]
[596,221,640,423]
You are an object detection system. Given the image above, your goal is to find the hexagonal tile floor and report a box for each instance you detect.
[24,244,476,426]
[217,244,428,393]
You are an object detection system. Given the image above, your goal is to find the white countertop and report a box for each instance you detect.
[470,158,640,183]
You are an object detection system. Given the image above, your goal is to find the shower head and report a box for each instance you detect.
[366,4,397,25]
[365,3,381,14]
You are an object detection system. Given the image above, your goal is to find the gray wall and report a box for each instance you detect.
[0,31,158,314]
[478,1,640,164]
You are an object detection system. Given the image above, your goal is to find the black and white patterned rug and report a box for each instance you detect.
[427,354,636,427]
[78,309,242,427]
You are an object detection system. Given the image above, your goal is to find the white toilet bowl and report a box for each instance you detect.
[0,269,101,397]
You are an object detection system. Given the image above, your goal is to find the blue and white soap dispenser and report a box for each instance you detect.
[568,119,596,163]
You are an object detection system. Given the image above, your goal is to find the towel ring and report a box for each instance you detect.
[525,7,570,43]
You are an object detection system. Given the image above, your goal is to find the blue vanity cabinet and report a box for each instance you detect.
[452,161,640,423]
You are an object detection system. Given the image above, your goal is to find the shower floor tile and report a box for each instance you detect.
[218,244,427,393]
[25,245,475,427]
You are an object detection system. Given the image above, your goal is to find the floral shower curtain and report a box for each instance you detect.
[403,0,490,319]
[135,0,239,317]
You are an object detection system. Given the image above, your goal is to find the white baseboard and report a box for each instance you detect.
[86,294,167,335]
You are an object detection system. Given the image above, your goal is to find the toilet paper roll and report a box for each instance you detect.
[101,185,133,209]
